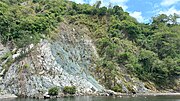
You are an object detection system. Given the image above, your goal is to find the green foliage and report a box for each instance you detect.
[48,87,59,96]
[63,86,76,94]
[2,58,14,69]
[149,32,180,59]
[91,8,180,90]
[0,0,63,47]
[112,85,123,92]
[24,64,30,69]
[98,7,107,16]
[0,52,11,62]
[0,52,13,76]
[0,0,179,92]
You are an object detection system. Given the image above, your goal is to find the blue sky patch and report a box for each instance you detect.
[70,0,180,23]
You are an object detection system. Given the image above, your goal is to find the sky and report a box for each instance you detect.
[70,0,180,23]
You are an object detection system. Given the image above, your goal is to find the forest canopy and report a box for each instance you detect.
[0,0,179,91]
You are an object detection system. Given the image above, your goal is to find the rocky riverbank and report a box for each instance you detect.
[1,92,180,100]
[136,93,180,96]
[0,94,17,99]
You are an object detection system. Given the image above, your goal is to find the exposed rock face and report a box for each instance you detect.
[0,22,155,97]
[175,77,180,92]
[0,23,104,97]
[0,43,9,71]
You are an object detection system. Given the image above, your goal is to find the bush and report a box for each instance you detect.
[48,87,59,96]
[63,86,76,94]
[112,85,122,92]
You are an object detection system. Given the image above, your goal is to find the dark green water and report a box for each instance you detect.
[2,96,180,101]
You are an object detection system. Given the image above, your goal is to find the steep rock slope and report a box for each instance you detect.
[1,0,179,96]
[0,22,152,97]
[0,22,104,97]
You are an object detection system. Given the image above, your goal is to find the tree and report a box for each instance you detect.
[112,6,123,16]
[152,14,169,24]
[98,7,107,16]
[169,13,180,25]
[94,1,101,8]
[150,32,179,59]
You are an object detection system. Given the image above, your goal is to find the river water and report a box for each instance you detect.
[1,96,180,101]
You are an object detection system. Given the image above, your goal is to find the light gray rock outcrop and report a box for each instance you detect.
[0,23,104,97]
[0,22,153,98]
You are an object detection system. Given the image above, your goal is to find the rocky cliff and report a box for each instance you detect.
[0,22,105,97]
[1,21,178,98]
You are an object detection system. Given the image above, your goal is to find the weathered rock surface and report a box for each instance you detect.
[0,22,158,98]
[0,94,17,99]
[0,23,104,97]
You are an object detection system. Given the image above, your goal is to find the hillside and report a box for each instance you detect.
[0,0,179,97]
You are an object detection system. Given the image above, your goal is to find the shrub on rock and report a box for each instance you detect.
[48,87,59,96]
[63,86,76,94]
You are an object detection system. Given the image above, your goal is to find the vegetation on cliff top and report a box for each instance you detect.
[0,0,179,92]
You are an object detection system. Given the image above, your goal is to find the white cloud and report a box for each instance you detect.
[159,7,180,15]
[89,0,97,5]
[161,0,180,6]
[130,11,144,23]
[70,0,129,11]
[109,0,128,10]
[158,7,180,23]
[177,18,180,22]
